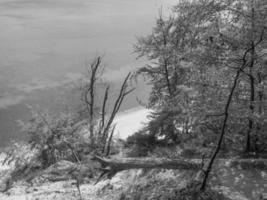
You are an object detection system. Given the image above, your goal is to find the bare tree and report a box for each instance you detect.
[81,57,134,154]
[100,72,134,154]
[82,57,101,146]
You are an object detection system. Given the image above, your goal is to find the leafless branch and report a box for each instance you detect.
[101,73,134,153]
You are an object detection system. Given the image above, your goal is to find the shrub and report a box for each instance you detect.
[17,109,89,168]
[125,131,156,157]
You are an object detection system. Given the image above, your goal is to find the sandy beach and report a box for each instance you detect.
[114,107,151,139]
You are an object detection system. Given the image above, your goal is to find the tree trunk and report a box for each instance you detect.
[245,3,256,153]
[246,45,255,153]
[90,156,267,184]
[200,66,242,190]
[92,156,202,182]
[93,156,202,171]
[255,72,264,153]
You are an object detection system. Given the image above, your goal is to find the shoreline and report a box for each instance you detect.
[114,106,151,139]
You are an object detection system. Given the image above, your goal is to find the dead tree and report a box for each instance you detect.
[82,57,134,154]
[83,57,101,146]
[92,156,202,184]
[100,72,134,155]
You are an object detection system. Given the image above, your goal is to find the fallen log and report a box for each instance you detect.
[92,156,202,170]
[91,156,203,183]
[91,156,267,184]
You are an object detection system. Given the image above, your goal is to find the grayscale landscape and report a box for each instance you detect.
[0,0,266,200]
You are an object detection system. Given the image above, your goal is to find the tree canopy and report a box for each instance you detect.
[133,0,267,155]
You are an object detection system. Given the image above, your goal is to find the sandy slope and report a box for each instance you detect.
[0,181,106,200]
[0,168,254,200]
[0,169,142,200]
[114,107,150,139]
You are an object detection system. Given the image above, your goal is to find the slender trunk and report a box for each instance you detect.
[105,125,116,156]
[160,15,172,97]
[88,57,101,146]
[101,73,133,153]
[245,4,255,153]
[101,86,109,129]
[200,68,241,190]
[257,73,264,116]
[185,117,189,134]
[246,72,255,153]
[97,86,109,144]
[255,72,263,152]
[163,59,172,96]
